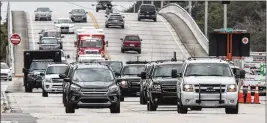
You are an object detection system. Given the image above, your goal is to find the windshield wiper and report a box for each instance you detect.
[154,76,172,78]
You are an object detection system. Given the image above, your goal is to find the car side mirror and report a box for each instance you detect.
[66,55,70,59]
[140,71,146,79]
[69,12,72,14]
[171,69,178,78]
[37,42,40,44]
[64,78,71,82]
[92,4,96,6]
[40,73,45,76]
[106,41,108,47]
[61,36,64,38]
[239,70,246,79]
[120,38,123,40]
[59,74,67,79]
[34,10,37,12]
[74,41,77,46]
[105,15,107,17]
[140,39,142,41]
[9,67,12,70]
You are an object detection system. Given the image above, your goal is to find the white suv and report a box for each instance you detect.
[1,62,12,81]
[171,57,245,114]
[41,63,68,97]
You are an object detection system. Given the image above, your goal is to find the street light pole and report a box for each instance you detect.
[224,4,227,29]
[204,1,208,37]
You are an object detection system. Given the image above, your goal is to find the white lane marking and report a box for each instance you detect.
[160,16,189,59]
[29,14,35,50]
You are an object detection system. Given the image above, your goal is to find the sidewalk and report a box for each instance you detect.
[1,83,10,113]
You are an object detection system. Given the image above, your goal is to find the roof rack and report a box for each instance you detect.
[187,57,222,60]
[126,61,149,64]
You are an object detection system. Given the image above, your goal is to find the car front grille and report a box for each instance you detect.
[194,84,226,93]
[162,84,176,92]
[129,79,140,89]
[60,27,69,29]
[81,88,108,95]
[52,78,63,83]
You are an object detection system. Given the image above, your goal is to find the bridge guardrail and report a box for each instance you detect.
[158,3,209,54]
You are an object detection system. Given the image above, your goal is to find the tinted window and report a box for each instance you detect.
[1,63,9,69]
[37,8,50,12]
[184,63,233,77]
[73,68,114,82]
[124,36,140,41]
[43,32,61,38]
[140,5,155,11]
[102,62,123,73]
[81,41,102,48]
[122,65,145,75]
[153,64,182,78]
[58,19,72,23]
[46,66,68,74]
[72,9,85,14]
[30,62,49,71]
[41,38,58,44]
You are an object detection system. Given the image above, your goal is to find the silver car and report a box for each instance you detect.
[105,13,125,28]
[69,9,88,22]
[34,7,52,21]
[0,62,12,81]
[38,37,62,50]
[171,57,245,114]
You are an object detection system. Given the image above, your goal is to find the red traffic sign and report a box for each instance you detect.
[10,33,21,45]
[242,37,249,44]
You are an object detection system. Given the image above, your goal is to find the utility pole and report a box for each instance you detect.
[222,1,230,29]
[188,1,192,15]
[204,1,208,37]
[133,2,136,13]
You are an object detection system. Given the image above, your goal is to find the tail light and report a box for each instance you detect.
[78,49,84,55]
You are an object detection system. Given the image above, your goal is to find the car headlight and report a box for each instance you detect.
[71,84,81,92]
[153,84,161,89]
[121,80,128,88]
[44,78,52,83]
[109,85,119,92]
[227,84,237,92]
[183,84,194,92]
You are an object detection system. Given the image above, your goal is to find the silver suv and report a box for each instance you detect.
[171,57,245,114]
[34,7,52,21]
[69,9,88,22]
[41,63,68,97]
[105,13,125,28]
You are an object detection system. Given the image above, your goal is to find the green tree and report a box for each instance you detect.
[0,22,8,60]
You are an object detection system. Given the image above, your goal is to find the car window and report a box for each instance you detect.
[102,62,123,73]
[43,32,61,38]
[80,40,102,48]
[1,63,9,69]
[140,5,155,11]
[153,64,182,78]
[29,62,49,71]
[122,65,145,75]
[72,9,85,14]
[184,63,233,77]
[37,8,50,12]
[41,38,58,44]
[72,68,114,82]
[57,19,72,24]
[46,66,68,75]
[124,36,140,41]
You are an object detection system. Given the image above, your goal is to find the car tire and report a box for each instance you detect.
[147,99,157,111]
[190,107,202,111]
[121,49,125,53]
[65,102,75,113]
[225,103,239,114]
[110,101,120,113]
[48,18,52,21]
[105,25,108,28]
[153,18,157,22]
[177,99,188,114]
[35,18,38,21]
[138,17,141,21]
[42,89,48,97]
[140,92,146,104]
[96,9,99,12]
[120,96,124,102]
[137,50,141,54]
[63,93,66,106]
[25,83,33,93]
[9,78,12,81]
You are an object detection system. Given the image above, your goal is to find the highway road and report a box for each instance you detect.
[1,6,265,123]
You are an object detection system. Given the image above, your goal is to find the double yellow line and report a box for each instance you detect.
[87,12,110,60]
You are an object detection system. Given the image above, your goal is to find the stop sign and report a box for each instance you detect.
[10,33,21,45]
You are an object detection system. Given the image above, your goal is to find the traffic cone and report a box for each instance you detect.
[253,84,260,104]
[245,84,252,104]
[238,84,244,103]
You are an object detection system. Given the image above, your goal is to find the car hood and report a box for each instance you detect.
[120,75,141,79]
[36,12,50,14]
[45,74,60,79]
[75,81,113,88]
[1,69,10,74]
[30,70,45,75]
[183,76,236,85]
[55,23,74,27]
[152,78,177,85]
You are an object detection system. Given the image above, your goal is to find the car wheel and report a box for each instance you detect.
[42,88,48,97]
[120,96,124,102]
[137,50,141,54]
[190,107,202,111]
[121,25,124,29]
[35,18,38,21]
[4,79,7,81]
[65,101,75,113]
[177,99,188,114]
[225,103,239,114]
[25,83,33,93]
[9,78,12,81]
[138,17,141,21]
[154,18,157,22]
[63,93,66,106]
[147,99,157,111]
[105,25,108,28]
[110,101,120,113]
[96,9,99,12]
[121,49,125,53]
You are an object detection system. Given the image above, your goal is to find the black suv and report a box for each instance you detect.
[140,61,184,111]
[118,61,148,101]
[100,60,123,75]
[138,4,157,22]
[61,63,121,113]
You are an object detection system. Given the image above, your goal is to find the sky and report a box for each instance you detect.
[1,2,135,23]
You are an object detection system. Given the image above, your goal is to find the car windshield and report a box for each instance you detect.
[122,65,145,75]
[72,9,85,14]
[1,63,9,69]
[140,5,155,11]
[73,68,114,82]
[43,32,61,38]
[124,36,140,41]
[153,64,182,78]
[41,38,58,44]
[29,62,49,71]
[37,8,50,12]
[184,63,233,77]
[102,62,123,73]
[80,41,102,48]
[58,19,72,24]
[46,66,68,75]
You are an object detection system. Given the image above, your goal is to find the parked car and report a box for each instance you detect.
[0,62,12,81]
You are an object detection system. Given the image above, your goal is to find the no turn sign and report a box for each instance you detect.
[242,37,249,44]
[10,33,21,45]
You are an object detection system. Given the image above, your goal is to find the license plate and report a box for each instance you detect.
[201,101,218,106]
[136,92,140,96]
[130,44,134,47]
[61,29,69,32]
